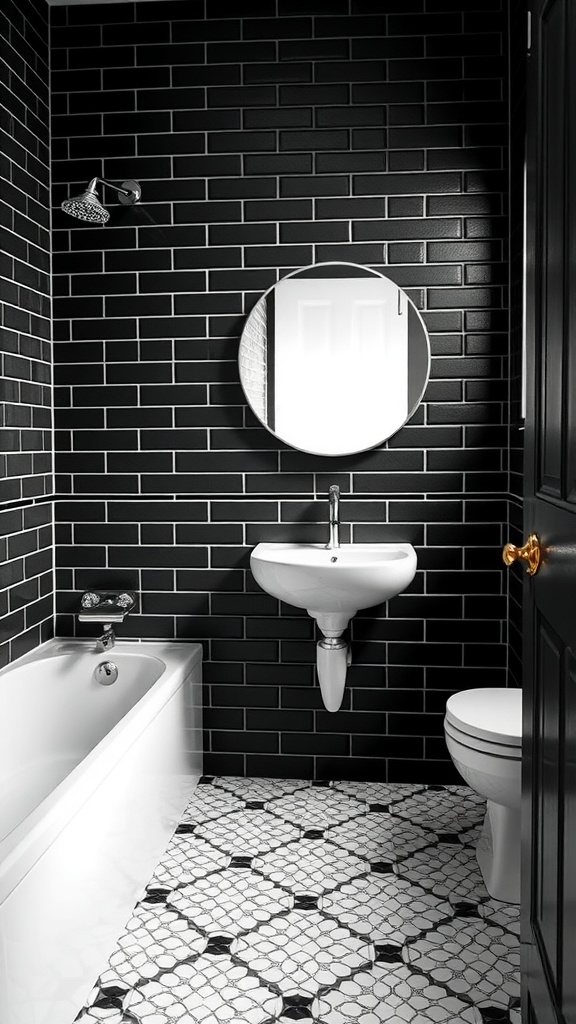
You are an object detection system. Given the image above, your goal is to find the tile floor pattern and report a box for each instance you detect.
[74,779,520,1024]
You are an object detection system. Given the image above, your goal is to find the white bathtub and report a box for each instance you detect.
[0,638,203,1024]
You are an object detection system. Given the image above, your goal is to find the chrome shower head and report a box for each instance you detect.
[61,177,141,224]
[61,179,109,223]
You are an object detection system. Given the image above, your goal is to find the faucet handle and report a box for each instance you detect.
[78,590,138,623]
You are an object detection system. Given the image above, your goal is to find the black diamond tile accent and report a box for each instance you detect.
[90,985,131,1011]
[293,894,319,910]
[204,934,235,955]
[198,776,215,785]
[437,832,461,843]
[101,986,130,1002]
[303,829,324,839]
[311,780,330,787]
[370,860,394,874]
[453,901,481,918]
[93,992,124,1010]
[479,1008,512,1023]
[280,994,314,1019]
[245,800,266,809]
[229,855,253,868]
[375,943,404,964]
[369,802,390,812]
[175,822,196,834]
[141,886,171,905]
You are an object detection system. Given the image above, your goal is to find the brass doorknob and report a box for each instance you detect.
[502,533,542,576]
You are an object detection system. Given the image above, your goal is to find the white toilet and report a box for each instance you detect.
[444,687,522,904]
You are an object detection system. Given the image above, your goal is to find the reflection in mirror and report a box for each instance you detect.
[239,262,430,457]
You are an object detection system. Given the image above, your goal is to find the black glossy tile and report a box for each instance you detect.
[38,0,515,778]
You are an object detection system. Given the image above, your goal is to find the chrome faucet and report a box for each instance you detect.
[78,590,138,653]
[326,484,340,549]
[96,625,115,652]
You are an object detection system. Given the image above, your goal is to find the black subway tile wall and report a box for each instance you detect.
[507,0,527,689]
[0,0,53,669]
[51,0,510,782]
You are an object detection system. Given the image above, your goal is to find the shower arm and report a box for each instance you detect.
[87,177,141,203]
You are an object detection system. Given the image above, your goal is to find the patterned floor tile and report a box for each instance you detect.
[254,837,368,893]
[167,869,292,934]
[72,781,520,1024]
[326,813,435,863]
[398,843,488,903]
[267,787,368,828]
[179,786,242,822]
[72,984,135,1024]
[235,910,373,995]
[332,781,424,807]
[107,905,205,987]
[404,918,520,1007]
[393,787,485,834]
[214,776,308,801]
[323,875,453,943]
[313,963,482,1023]
[150,834,229,886]
[126,956,283,1023]
[194,808,301,855]
[459,823,483,848]
[478,899,521,936]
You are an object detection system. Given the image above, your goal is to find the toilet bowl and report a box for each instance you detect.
[444,687,522,904]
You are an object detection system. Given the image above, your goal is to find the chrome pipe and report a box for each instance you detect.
[326,484,340,549]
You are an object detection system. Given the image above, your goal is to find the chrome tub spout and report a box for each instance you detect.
[96,625,115,652]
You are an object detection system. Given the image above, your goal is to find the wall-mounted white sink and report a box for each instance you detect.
[250,542,417,637]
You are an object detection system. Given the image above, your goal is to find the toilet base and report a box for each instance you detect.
[476,800,520,904]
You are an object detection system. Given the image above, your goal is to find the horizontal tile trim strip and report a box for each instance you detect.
[48,492,515,504]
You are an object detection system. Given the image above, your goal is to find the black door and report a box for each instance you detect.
[522,1,576,1021]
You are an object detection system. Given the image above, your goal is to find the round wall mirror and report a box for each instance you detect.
[238,261,431,457]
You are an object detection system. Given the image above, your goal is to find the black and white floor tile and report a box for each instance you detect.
[74,779,520,1024]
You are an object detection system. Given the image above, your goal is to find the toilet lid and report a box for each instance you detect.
[445,688,522,746]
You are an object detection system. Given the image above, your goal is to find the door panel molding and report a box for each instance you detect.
[522,2,576,1022]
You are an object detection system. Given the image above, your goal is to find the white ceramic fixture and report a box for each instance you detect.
[444,687,522,904]
[251,542,417,712]
[0,639,203,1024]
[250,542,417,637]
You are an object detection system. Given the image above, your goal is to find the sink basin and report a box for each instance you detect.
[250,542,417,636]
